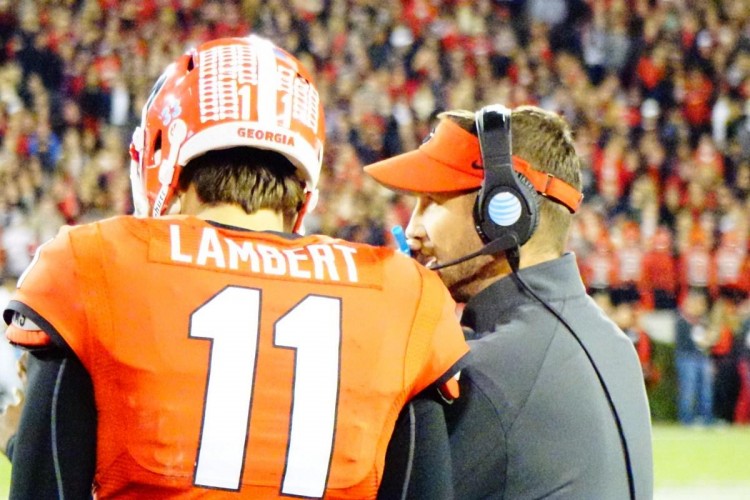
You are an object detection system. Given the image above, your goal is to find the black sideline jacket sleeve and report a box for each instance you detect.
[10,351,96,500]
[378,394,454,500]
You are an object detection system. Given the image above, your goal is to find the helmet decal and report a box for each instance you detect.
[160,100,183,126]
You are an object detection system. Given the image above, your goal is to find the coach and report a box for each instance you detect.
[367,105,653,499]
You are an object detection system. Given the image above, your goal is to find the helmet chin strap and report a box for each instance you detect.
[129,126,149,217]
[152,120,188,217]
[292,188,319,234]
[130,158,149,217]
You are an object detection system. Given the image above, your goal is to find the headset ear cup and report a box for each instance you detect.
[473,194,489,242]
[474,173,539,246]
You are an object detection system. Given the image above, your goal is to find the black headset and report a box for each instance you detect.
[473,104,539,249]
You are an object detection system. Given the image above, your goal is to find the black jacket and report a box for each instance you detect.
[447,253,653,499]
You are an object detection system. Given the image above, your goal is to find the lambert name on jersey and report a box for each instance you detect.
[169,224,360,283]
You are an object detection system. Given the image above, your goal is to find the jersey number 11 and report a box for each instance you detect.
[189,286,341,497]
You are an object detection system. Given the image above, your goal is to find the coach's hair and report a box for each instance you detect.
[179,147,306,228]
[439,106,582,254]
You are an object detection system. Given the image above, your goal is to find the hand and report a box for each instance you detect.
[0,388,24,456]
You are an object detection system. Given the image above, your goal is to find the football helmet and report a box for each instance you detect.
[129,35,325,218]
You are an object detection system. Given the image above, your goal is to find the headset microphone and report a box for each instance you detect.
[428,233,518,271]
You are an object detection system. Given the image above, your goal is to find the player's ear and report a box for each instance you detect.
[170,183,200,215]
[166,194,183,215]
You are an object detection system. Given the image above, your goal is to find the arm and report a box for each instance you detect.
[378,393,454,500]
[1,228,97,498]
[444,371,507,499]
[5,306,97,500]
[10,349,96,500]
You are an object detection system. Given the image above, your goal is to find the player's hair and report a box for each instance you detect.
[179,147,306,228]
[440,106,582,253]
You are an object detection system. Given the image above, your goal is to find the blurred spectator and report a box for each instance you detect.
[658,177,683,229]
[641,227,679,310]
[682,68,714,144]
[674,289,714,426]
[1,210,34,279]
[611,222,644,305]
[528,0,569,28]
[712,231,750,302]
[0,279,20,409]
[615,300,660,389]
[736,317,750,424]
[678,226,714,304]
[709,297,742,423]
[580,232,617,296]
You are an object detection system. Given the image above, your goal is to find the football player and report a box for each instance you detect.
[4,36,468,499]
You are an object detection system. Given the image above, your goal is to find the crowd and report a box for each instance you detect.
[0,0,748,422]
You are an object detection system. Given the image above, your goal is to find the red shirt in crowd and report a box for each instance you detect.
[683,70,714,127]
[712,233,750,296]
[640,229,678,309]
[678,237,715,303]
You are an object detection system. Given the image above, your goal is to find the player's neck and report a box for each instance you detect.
[177,186,288,232]
[193,204,287,232]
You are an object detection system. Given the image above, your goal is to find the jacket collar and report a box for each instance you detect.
[461,253,586,332]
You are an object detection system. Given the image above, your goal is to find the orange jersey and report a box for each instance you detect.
[6,215,468,499]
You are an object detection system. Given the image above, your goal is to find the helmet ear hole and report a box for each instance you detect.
[186,55,195,72]
[152,130,162,161]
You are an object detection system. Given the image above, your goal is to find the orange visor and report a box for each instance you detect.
[364,119,583,213]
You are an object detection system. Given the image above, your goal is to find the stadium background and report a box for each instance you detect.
[0,0,748,497]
